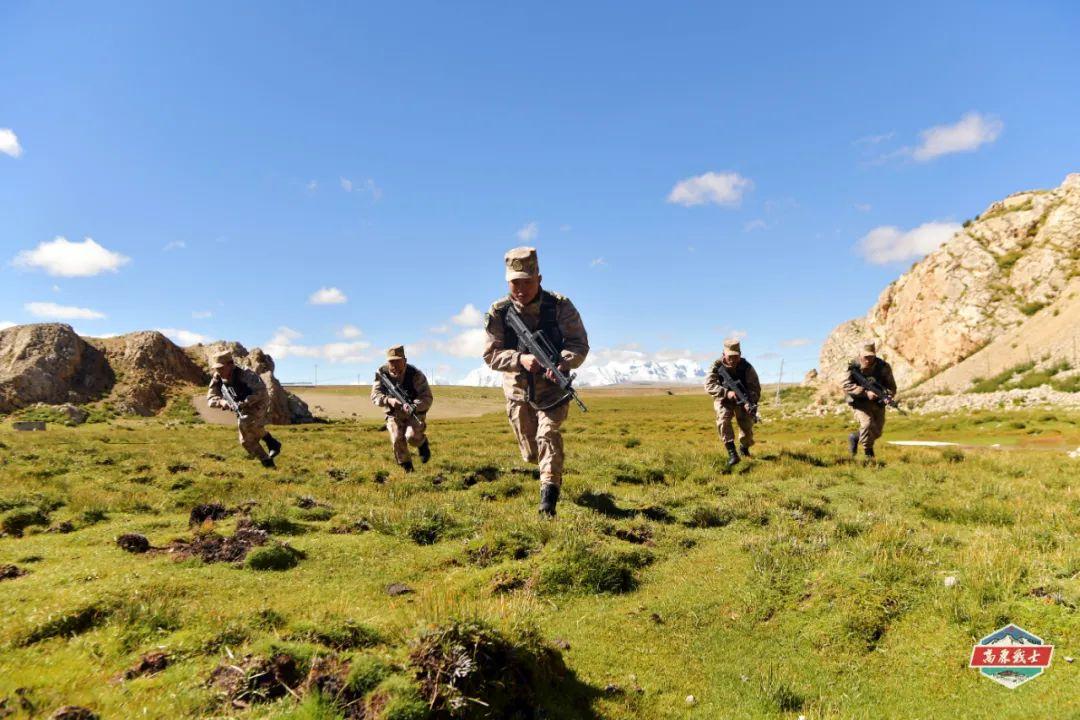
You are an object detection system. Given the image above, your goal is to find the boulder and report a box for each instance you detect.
[92,331,208,415]
[0,324,113,413]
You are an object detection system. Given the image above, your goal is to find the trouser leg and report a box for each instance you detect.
[507,400,540,464]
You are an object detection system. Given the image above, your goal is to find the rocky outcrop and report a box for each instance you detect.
[0,324,113,413]
[189,342,314,424]
[817,174,1080,390]
[91,331,208,415]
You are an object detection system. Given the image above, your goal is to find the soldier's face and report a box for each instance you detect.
[220,362,235,380]
[859,356,875,370]
[722,353,739,367]
[509,275,541,305]
[388,358,406,376]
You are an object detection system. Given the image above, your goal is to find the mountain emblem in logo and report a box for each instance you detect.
[969,624,1053,688]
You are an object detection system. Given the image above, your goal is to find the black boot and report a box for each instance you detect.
[725,441,740,467]
[864,446,875,459]
[539,484,560,517]
[739,444,752,458]
[848,432,859,457]
[418,440,431,464]
[264,434,282,459]
[400,461,414,473]
[260,457,276,469]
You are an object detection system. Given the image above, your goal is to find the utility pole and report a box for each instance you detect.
[314,364,318,387]
[775,358,784,405]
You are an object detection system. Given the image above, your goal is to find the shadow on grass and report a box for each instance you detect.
[574,491,674,524]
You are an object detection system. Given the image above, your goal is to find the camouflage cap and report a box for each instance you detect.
[505,246,539,281]
[386,345,406,361]
[723,339,742,356]
[860,341,877,357]
[211,350,233,369]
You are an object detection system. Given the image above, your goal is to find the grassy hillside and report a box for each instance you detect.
[0,393,1077,719]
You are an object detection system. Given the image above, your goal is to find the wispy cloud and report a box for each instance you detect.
[309,287,348,305]
[158,328,208,345]
[339,177,353,192]
[163,241,186,252]
[340,176,382,200]
[13,237,130,277]
[667,171,752,207]
[451,304,484,327]
[265,326,372,364]
[913,112,1003,161]
[25,301,105,320]
[192,310,213,319]
[590,257,607,268]
[516,221,539,242]
[306,180,318,193]
[854,131,894,146]
[854,203,872,213]
[780,338,812,348]
[743,219,768,232]
[338,324,363,339]
[856,221,960,264]
[0,128,22,158]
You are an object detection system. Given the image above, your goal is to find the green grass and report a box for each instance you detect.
[0,397,1078,719]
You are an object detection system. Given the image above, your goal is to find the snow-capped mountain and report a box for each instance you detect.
[460,358,707,387]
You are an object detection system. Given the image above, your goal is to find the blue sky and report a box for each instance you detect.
[2,1,1078,384]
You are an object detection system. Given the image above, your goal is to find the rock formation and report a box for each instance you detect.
[0,324,113,413]
[188,342,313,424]
[817,173,1080,390]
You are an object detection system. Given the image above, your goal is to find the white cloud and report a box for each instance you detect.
[338,324,363,339]
[429,324,450,334]
[516,221,539,242]
[162,241,186,252]
[340,177,353,192]
[590,257,607,268]
[364,178,383,201]
[340,176,381,200]
[0,128,22,158]
[913,112,1003,162]
[309,286,347,305]
[780,338,812,348]
[158,328,208,345]
[25,301,105,320]
[52,285,61,292]
[13,236,130,277]
[743,219,768,232]
[856,221,960,264]
[306,180,318,192]
[0,321,15,331]
[667,171,752,207]
[854,203,872,213]
[854,132,894,146]
[438,328,487,358]
[264,326,371,364]
[192,310,213,319]
[451,304,484,327]
[730,330,748,341]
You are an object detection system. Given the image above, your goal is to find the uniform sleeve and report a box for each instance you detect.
[556,298,589,369]
[882,363,898,395]
[371,371,391,407]
[841,364,864,396]
[704,363,724,398]
[207,374,226,409]
[243,370,270,411]
[744,364,762,404]
[412,370,433,413]
[482,303,522,372]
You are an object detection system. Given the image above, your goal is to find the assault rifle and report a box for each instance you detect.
[848,365,907,415]
[713,362,759,423]
[377,368,424,424]
[505,305,587,413]
[221,383,247,420]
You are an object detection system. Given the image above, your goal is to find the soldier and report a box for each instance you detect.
[370,345,433,472]
[483,246,589,517]
[705,339,761,467]
[206,351,281,468]
[841,341,897,458]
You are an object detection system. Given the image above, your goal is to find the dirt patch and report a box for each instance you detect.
[116,533,150,553]
[48,706,98,720]
[189,503,230,527]
[386,583,413,597]
[0,564,28,581]
[209,653,302,708]
[169,520,268,564]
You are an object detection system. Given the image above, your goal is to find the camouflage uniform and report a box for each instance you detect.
[483,248,589,492]
[704,343,761,453]
[841,343,897,456]
[370,348,433,467]
[207,356,272,462]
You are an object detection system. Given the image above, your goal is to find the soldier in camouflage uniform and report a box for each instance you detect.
[206,351,281,468]
[483,247,589,516]
[841,341,897,458]
[705,339,761,466]
[370,345,433,473]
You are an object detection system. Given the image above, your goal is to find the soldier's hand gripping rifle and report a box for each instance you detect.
[221,384,248,420]
[505,305,587,413]
[377,369,424,426]
[849,366,907,415]
[713,362,759,423]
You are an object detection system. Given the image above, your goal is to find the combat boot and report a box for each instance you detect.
[864,446,875,459]
[400,461,415,473]
[725,441,740,467]
[264,434,282,459]
[848,432,859,457]
[418,440,431,464]
[739,444,752,458]
[539,484,560,517]
[260,457,276,469]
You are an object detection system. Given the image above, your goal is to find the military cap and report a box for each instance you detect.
[860,341,877,357]
[386,345,406,361]
[723,339,742,356]
[505,246,540,281]
[211,350,233,369]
